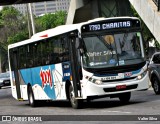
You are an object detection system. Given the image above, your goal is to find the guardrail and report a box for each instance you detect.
[153,0,160,11]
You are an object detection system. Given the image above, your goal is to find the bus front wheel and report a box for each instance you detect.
[152,76,160,95]
[69,85,83,109]
[28,86,37,107]
[118,92,131,103]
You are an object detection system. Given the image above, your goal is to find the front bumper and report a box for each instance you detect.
[81,72,149,99]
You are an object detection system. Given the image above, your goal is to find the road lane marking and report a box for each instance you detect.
[106,111,132,114]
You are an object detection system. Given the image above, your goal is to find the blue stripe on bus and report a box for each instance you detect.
[20,65,56,100]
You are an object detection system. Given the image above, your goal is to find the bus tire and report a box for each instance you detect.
[28,86,37,107]
[69,85,83,109]
[118,92,131,103]
[152,76,160,95]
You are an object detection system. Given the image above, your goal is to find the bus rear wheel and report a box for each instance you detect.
[69,85,82,109]
[28,86,37,107]
[118,92,131,103]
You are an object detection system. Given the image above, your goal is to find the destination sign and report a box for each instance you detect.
[81,19,140,33]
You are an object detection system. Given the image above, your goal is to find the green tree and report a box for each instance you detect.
[0,7,67,72]
[35,11,67,32]
[53,11,67,27]
[7,32,29,44]
[0,6,28,72]
[0,6,28,44]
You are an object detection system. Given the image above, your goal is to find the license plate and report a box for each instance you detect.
[116,85,126,90]
[5,81,9,84]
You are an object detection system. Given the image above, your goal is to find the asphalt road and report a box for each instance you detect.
[0,86,160,124]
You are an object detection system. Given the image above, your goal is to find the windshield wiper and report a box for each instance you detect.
[120,32,129,48]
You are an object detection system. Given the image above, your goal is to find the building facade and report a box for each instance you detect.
[66,0,132,24]
[12,0,70,16]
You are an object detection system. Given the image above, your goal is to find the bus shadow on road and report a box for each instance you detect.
[83,99,144,109]
[0,86,11,90]
[25,99,146,109]
[25,100,71,108]
[23,90,160,109]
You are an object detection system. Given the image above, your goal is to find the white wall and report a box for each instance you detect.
[129,0,160,43]
[66,0,84,24]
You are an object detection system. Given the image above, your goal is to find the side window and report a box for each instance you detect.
[9,49,15,71]
[37,41,43,66]
[152,55,156,63]
[18,46,27,69]
[49,36,60,64]
[34,42,41,66]
[27,44,34,67]
[153,54,160,64]
[26,41,45,67]
[41,36,61,65]
[43,39,54,65]
[60,36,69,62]
[41,40,47,65]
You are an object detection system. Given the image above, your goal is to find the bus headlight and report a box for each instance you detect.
[136,69,147,80]
[93,79,103,85]
[0,79,3,83]
[137,75,142,80]
[85,76,103,85]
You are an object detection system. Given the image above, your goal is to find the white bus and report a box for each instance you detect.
[8,17,149,109]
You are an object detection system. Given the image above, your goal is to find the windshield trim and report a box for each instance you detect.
[81,31,145,70]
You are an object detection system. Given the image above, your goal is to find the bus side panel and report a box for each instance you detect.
[10,71,18,100]
[18,69,33,100]
[34,65,56,100]
[20,69,32,85]
[53,63,68,100]
[19,65,56,100]
[20,68,51,100]
[19,63,70,101]
[11,70,30,100]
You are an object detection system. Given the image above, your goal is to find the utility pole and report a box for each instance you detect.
[0,49,1,73]
[28,3,36,35]
[26,4,31,38]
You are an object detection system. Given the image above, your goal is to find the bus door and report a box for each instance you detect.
[69,30,82,98]
[12,49,22,100]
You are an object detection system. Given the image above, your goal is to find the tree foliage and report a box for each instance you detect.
[0,7,66,72]
[0,7,67,45]
[0,6,28,45]
[7,32,29,44]
[35,11,67,32]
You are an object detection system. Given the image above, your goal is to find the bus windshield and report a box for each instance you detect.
[82,32,144,69]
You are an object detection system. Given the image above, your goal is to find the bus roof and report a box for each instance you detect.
[8,16,139,49]
[85,16,139,23]
[8,24,79,49]
[31,24,80,40]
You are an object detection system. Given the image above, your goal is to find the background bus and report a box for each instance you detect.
[8,17,149,109]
